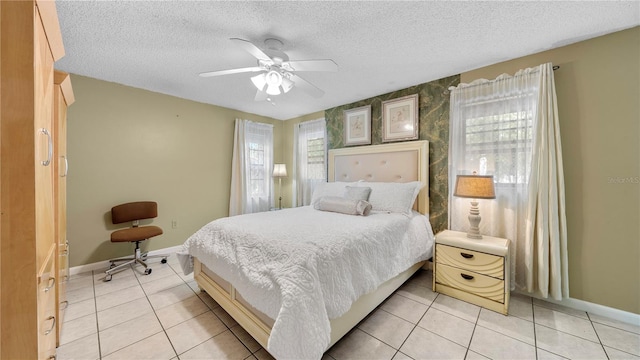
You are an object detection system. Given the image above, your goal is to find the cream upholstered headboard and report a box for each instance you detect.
[328,141,429,215]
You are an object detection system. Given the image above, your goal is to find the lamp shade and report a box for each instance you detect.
[273,163,287,178]
[454,175,496,199]
[251,73,267,91]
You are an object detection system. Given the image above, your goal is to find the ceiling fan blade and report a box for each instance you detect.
[254,90,268,102]
[286,59,338,72]
[290,74,325,98]
[199,67,263,77]
[230,38,271,61]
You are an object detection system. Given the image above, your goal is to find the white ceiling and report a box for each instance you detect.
[55,1,639,121]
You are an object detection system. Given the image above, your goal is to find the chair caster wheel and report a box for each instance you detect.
[104,275,112,282]
[109,263,116,269]
[144,268,152,275]
[161,258,167,264]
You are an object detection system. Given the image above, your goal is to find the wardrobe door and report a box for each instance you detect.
[54,71,73,345]
[0,1,64,358]
[35,6,58,359]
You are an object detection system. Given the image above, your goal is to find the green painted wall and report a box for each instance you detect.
[324,75,459,233]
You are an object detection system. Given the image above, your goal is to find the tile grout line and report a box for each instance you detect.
[586,312,611,360]
[92,268,103,360]
[139,261,183,359]
[463,302,483,359]
[146,260,250,359]
[327,291,425,360]
[531,296,538,360]
[96,261,186,358]
[391,292,437,360]
[67,267,637,360]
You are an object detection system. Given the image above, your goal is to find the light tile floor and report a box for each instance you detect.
[58,257,640,360]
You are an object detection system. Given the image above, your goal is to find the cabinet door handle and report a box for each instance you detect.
[44,316,56,335]
[60,155,69,177]
[39,128,53,166]
[44,277,56,292]
[60,300,69,310]
[460,273,474,281]
[460,252,474,259]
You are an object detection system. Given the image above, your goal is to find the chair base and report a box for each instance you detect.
[104,241,169,281]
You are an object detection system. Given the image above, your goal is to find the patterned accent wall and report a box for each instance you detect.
[325,75,459,233]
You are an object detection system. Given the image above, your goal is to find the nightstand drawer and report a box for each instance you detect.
[436,244,504,279]
[435,263,504,303]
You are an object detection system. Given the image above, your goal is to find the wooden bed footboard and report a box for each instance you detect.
[193,258,426,356]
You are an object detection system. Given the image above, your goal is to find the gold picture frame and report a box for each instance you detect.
[343,105,371,146]
[382,94,419,142]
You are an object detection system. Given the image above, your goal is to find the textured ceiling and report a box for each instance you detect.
[55,1,639,120]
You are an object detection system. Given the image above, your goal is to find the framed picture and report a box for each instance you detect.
[382,94,419,142]
[343,105,371,146]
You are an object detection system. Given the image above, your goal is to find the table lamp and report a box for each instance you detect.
[272,163,287,209]
[453,172,496,239]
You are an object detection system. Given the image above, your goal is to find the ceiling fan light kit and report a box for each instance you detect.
[199,37,337,101]
[250,74,267,92]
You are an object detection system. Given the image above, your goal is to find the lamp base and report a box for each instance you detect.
[278,178,283,210]
[466,232,483,239]
[467,200,483,240]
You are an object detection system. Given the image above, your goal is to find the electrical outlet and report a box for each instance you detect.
[171,220,177,229]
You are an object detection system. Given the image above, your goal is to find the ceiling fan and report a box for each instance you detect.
[199,38,338,101]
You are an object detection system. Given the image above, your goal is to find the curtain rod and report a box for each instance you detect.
[449,65,560,92]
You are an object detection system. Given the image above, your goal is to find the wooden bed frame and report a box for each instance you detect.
[193,140,430,356]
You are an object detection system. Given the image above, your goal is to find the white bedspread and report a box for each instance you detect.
[178,206,434,360]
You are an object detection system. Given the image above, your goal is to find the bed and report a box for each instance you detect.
[178,140,434,359]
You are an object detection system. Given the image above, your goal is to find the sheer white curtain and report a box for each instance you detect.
[229,119,274,216]
[293,118,327,206]
[449,63,568,299]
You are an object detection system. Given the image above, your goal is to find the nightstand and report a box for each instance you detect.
[432,230,510,315]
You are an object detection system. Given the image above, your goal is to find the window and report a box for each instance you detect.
[464,109,533,184]
[305,137,325,179]
[248,140,266,196]
[294,119,327,206]
[229,119,273,215]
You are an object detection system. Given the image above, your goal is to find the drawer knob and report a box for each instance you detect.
[460,273,475,281]
[460,252,474,259]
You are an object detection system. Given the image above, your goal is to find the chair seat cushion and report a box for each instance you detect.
[111,226,163,242]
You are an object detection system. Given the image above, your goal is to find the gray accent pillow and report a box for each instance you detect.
[314,196,372,216]
[344,186,372,201]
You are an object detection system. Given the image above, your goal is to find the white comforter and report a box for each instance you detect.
[178,206,434,360]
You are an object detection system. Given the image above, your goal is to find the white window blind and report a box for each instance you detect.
[463,108,534,184]
[293,118,327,206]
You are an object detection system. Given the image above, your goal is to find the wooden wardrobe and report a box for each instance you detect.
[1,1,73,358]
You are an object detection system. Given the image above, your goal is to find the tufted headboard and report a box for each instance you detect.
[328,140,429,215]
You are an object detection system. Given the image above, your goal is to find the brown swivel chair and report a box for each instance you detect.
[105,201,167,281]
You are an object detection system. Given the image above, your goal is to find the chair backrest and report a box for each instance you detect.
[111,201,158,224]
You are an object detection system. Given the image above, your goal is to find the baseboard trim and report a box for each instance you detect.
[515,290,640,327]
[69,245,183,276]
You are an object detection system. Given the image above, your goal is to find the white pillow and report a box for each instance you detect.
[310,182,353,207]
[344,186,372,201]
[357,181,423,214]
